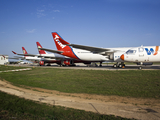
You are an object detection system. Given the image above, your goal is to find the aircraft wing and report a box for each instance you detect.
[17,53,38,56]
[39,48,63,54]
[66,44,114,53]
[12,51,38,57]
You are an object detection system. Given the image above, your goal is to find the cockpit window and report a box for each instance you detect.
[126,50,136,55]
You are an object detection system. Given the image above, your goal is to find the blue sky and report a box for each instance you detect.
[0,0,160,58]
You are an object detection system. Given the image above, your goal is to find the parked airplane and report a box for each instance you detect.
[12,47,41,63]
[36,42,77,66]
[13,45,70,66]
[37,42,94,66]
[39,32,132,67]
[120,46,160,69]
[12,42,91,66]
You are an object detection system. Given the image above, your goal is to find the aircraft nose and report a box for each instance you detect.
[120,54,124,61]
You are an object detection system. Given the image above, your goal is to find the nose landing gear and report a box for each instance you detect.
[138,62,143,70]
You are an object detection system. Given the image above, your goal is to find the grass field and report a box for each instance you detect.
[0,65,158,119]
[0,65,160,98]
[0,65,27,71]
[0,91,133,120]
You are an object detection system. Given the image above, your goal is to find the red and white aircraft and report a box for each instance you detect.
[12,42,91,66]
[37,42,95,66]
[12,44,69,66]
[40,32,132,67]
[12,47,41,62]
[36,42,78,66]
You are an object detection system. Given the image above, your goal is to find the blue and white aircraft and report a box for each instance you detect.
[120,46,160,69]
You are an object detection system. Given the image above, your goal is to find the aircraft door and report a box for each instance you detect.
[138,47,144,57]
[138,47,147,62]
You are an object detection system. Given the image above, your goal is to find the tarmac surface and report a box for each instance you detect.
[10,63,160,70]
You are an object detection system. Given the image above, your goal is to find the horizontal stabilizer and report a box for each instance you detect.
[38,48,63,54]
[15,53,38,57]
[12,51,17,54]
[12,51,37,57]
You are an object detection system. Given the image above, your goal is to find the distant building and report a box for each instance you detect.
[0,54,9,65]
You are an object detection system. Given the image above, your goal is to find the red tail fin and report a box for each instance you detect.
[22,47,28,54]
[22,47,28,57]
[52,32,70,51]
[36,42,46,54]
[52,32,79,59]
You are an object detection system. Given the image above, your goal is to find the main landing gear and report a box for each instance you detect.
[87,62,103,67]
[99,62,102,67]
[139,66,142,70]
[113,62,125,68]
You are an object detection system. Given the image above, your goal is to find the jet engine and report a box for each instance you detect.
[107,51,125,62]
[62,60,75,66]
[39,61,45,66]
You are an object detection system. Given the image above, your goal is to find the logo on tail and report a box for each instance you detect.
[145,46,159,55]
[54,35,66,49]
[36,42,46,54]
[22,47,28,54]
[51,32,79,59]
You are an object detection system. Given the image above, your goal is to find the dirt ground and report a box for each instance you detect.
[0,79,160,120]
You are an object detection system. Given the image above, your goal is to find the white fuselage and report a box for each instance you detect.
[71,47,132,62]
[122,46,160,62]
[25,53,68,62]
[25,56,41,61]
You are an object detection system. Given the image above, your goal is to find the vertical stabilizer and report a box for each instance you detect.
[52,32,70,51]
[22,47,28,57]
[36,42,46,54]
[52,32,79,59]
[22,47,28,54]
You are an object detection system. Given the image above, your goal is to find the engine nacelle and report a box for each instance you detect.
[107,52,126,61]
[108,53,114,60]
[113,51,126,62]
[39,61,45,66]
[62,60,75,66]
